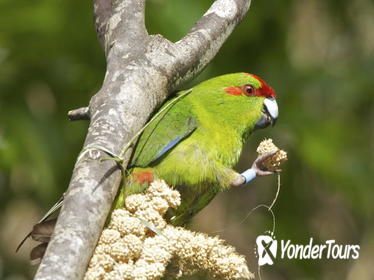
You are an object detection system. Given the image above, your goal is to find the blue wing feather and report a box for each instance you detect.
[130,112,198,167]
[154,136,183,161]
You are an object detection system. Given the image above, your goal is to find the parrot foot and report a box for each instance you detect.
[231,150,279,187]
[252,150,280,175]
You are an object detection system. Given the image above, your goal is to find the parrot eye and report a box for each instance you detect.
[243,85,255,96]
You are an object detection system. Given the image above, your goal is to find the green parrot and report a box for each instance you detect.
[116,72,278,226]
[17,72,278,259]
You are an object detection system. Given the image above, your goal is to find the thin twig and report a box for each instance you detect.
[68,107,90,121]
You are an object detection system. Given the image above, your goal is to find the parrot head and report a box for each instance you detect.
[244,73,278,129]
[193,72,278,133]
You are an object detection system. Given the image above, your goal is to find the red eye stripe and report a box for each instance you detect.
[245,73,276,98]
[224,85,256,96]
[225,86,242,96]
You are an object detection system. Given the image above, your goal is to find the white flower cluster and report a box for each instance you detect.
[84,180,253,280]
[256,138,288,171]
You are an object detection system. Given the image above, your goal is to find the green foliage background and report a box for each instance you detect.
[0,0,373,279]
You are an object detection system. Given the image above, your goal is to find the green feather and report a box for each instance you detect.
[130,91,198,167]
[118,73,272,225]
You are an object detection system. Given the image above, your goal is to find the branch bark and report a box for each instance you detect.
[93,0,113,49]
[68,107,90,121]
[35,0,252,279]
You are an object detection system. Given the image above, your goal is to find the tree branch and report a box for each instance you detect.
[93,0,113,49]
[34,0,252,279]
[68,107,90,121]
[174,0,252,86]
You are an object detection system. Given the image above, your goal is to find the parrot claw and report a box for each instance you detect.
[231,150,279,186]
[255,169,274,176]
[252,150,279,177]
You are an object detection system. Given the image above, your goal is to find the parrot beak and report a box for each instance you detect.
[255,97,278,129]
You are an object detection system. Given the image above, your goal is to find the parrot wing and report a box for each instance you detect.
[130,97,197,168]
